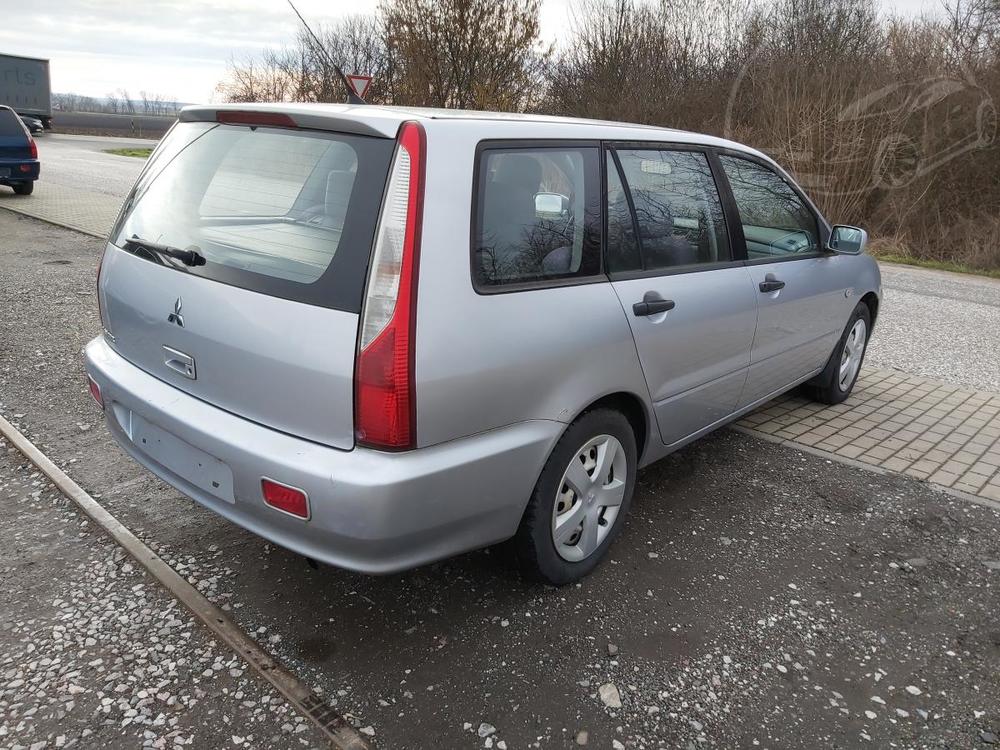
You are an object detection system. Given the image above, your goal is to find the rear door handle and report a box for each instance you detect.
[759,279,786,293]
[633,292,676,317]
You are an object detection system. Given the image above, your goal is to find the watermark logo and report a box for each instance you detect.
[723,20,996,198]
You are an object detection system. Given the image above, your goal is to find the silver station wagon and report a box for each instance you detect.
[84,105,881,584]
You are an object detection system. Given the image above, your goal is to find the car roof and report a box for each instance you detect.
[180,102,767,160]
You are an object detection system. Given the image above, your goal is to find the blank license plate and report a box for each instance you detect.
[129,412,235,503]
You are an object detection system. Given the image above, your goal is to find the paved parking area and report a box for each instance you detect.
[740,369,1000,503]
[3,211,1000,748]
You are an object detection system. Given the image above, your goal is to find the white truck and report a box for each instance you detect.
[0,54,51,129]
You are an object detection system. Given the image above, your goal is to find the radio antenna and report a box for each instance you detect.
[286,0,367,104]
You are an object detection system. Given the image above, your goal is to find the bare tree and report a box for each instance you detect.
[214,0,1000,271]
[380,0,550,109]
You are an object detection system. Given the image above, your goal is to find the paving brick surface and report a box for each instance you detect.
[0,179,118,238]
[740,368,1000,501]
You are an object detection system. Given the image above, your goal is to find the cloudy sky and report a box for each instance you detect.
[2,0,941,105]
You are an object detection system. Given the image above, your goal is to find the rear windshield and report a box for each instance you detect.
[111,122,394,312]
[0,109,26,137]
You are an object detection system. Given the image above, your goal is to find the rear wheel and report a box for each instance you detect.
[805,301,871,405]
[514,408,637,585]
[12,182,34,196]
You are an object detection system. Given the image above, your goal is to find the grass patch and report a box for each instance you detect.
[103,148,153,159]
[870,251,1000,280]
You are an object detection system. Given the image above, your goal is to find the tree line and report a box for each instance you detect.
[217,0,1000,272]
[53,89,182,117]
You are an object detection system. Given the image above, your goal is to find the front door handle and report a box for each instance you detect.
[633,292,676,317]
[759,278,786,293]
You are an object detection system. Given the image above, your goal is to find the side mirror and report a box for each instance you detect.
[535,192,567,217]
[827,225,868,255]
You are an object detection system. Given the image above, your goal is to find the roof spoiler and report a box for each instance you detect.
[177,106,392,138]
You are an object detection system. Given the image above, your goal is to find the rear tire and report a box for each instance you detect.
[13,182,34,196]
[805,301,871,405]
[514,408,637,585]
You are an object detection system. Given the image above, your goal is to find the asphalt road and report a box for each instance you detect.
[2,211,1000,749]
[33,133,155,200]
[866,264,1000,393]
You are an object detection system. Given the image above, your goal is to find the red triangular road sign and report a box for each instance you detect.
[347,74,372,100]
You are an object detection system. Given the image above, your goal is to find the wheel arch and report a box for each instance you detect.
[860,291,879,328]
[570,391,651,464]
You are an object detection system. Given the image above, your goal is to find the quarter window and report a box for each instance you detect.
[612,149,730,272]
[718,155,820,258]
[473,147,601,288]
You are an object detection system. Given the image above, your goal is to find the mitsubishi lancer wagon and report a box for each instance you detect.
[84,104,881,585]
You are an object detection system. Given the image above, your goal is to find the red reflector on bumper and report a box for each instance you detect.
[261,478,310,519]
[87,375,103,409]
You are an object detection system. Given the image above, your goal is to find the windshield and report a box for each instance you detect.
[112,121,394,312]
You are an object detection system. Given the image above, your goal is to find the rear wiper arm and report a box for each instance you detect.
[124,236,207,267]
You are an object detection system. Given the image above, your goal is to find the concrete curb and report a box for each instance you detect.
[0,203,104,239]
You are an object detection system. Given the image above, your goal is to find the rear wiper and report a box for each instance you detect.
[124,236,207,267]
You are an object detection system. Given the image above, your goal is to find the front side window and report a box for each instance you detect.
[612,149,730,272]
[718,155,820,258]
[473,146,601,288]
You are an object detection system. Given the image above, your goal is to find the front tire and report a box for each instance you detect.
[514,408,637,585]
[13,182,34,196]
[806,301,871,405]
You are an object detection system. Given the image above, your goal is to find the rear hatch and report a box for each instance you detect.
[99,118,395,449]
[0,108,32,159]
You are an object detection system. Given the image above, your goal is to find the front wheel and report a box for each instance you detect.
[805,301,871,405]
[514,408,637,585]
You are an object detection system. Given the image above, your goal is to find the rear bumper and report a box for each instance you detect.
[0,158,39,183]
[84,335,560,573]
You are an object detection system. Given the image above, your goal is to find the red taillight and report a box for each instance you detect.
[96,249,106,329]
[261,478,310,519]
[29,137,37,159]
[87,375,103,409]
[216,111,297,128]
[354,121,425,450]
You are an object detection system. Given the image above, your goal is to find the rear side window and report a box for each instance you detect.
[473,146,601,289]
[611,149,730,272]
[111,122,394,312]
[718,155,820,258]
[0,108,26,137]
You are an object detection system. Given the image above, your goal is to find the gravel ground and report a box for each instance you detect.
[866,264,1000,393]
[0,441,326,750]
[2,211,1000,748]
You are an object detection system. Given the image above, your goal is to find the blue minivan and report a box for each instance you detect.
[0,105,39,195]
